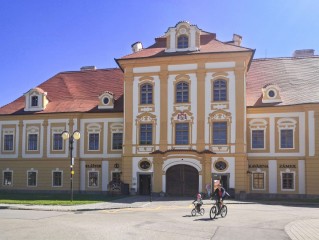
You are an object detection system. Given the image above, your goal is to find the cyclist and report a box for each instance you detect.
[213,184,229,213]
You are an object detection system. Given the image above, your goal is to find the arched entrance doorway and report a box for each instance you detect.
[166,164,198,196]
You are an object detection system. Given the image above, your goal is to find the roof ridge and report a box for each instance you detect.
[253,55,319,61]
[58,67,120,75]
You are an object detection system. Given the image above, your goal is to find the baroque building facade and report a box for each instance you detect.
[1,22,319,198]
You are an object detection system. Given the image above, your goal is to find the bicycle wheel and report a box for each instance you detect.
[191,208,196,216]
[210,206,217,219]
[220,205,228,218]
[200,208,205,216]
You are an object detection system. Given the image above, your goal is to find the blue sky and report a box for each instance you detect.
[1,0,319,107]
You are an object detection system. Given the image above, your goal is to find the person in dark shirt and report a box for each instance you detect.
[213,184,229,213]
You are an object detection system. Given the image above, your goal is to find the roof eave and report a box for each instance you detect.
[116,49,256,62]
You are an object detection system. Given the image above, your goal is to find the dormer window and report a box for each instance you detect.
[165,21,200,52]
[177,35,188,48]
[98,91,114,109]
[31,96,38,107]
[24,88,49,112]
[262,84,282,104]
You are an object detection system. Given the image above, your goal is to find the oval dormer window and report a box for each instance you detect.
[268,90,275,98]
[103,97,110,105]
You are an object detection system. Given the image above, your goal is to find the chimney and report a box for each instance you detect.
[293,49,314,57]
[80,66,96,71]
[131,42,143,53]
[233,34,242,46]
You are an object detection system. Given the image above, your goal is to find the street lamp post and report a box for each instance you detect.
[62,130,81,202]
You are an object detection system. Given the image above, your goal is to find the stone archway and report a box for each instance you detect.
[166,164,198,196]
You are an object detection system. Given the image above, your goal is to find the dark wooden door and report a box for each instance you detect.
[139,174,151,195]
[166,164,198,196]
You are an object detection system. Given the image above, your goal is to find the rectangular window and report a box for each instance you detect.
[4,134,14,151]
[112,172,121,183]
[175,123,189,145]
[140,124,152,145]
[31,96,38,107]
[89,133,99,150]
[280,129,293,148]
[28,134,38,151]
[112,133,123,150]
[252,130,264,149]
[53,133,63,150]
[140,84,153,104]
[27,171,37,187]
[88,171,98,187]
[52,171,62,187]
[213,80,227,101]
[252,172,264,190]
[3,171,12,186]
[213,122,227,144]
[282,172,294,190]
[176,82,189,103]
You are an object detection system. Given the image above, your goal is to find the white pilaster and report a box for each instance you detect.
[298,160,305,194]
[268,160,277,193]
[80,161,86,191]
[102,161,109,191]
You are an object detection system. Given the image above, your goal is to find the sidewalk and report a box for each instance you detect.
[285,219,319,240]
[0,195,155,212]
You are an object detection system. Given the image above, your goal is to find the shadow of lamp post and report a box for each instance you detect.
[62,130,81,202]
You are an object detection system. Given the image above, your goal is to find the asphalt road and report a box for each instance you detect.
[0,200,318,240]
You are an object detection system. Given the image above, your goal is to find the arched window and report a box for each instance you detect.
[140,84,153,104]
[213,80,227,101]
[177,35,188,49]
[176,82,189,103]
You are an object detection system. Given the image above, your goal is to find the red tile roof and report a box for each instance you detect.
[118,33,253,60]
[0,68,124,115]
[247,56,319,107]
[2,56,319,116]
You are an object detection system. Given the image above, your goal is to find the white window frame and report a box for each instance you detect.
[249,119,267,150]
[88,170,99,188]
[3,169,13,186]
[251,169,266,191]
[87,123,101,151]
[278,118,296,150]
[88,133,100,151]
[212,121,227,145]
[208,110,231,148]
[112,132,123,150]
[251,129,265,149]
[110,123,123,151]
[31,95,39,107]
[2,128,15,152]
[280,169,295,191]
[26,126,39,151]
[52,169,63,187]
[52,128,64,151]
[27,169,38,187]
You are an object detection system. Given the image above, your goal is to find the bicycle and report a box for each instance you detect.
[191,200,205,216]
[209,198,227,219]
